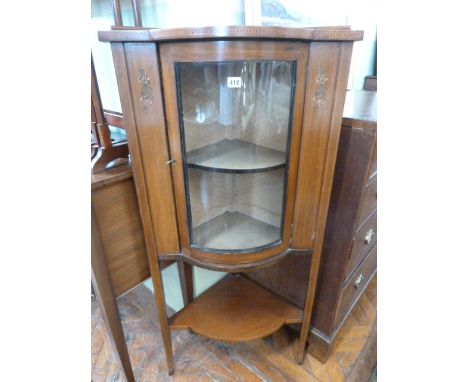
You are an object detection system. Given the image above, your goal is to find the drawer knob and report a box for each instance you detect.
[364,229,375,244]
[354,273,365,289]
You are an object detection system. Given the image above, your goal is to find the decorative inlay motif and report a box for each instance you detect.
[137,66,153,112]
[312,70,328,110]
[98,27,364,42]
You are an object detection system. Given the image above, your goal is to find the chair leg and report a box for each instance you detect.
[92,211,136,382]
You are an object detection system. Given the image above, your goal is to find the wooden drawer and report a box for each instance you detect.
[335,244,377,326]
[356,176,377,229]
[345,211,377,281]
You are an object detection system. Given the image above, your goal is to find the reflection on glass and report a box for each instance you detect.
[176,61,295,253]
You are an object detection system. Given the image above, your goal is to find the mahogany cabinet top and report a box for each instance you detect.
[98,25,364,43]
[342,90,377,131]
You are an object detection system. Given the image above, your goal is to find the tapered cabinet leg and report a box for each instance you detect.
[177,259,193,306]
[146,254,174,374]
[91,210,135,382]
[297,249,323,364]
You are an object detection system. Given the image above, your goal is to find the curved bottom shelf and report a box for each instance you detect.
[169,274,303,342]
[192,211,280,253]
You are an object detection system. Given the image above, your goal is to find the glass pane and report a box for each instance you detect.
[176,61,296,253]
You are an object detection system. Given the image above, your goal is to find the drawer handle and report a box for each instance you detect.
[354,273,365,289]
[364,229,375,244]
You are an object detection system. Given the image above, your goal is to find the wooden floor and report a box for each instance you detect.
[91,277,377,382]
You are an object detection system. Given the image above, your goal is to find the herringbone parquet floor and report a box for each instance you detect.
[91,277,377,381]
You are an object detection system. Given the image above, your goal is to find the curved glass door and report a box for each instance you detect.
[176,61,296,253]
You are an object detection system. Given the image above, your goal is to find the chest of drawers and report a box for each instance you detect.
[246,90,377,361]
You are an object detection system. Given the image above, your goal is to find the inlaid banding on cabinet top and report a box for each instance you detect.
[98,26,364,42]
[186,139,286,173]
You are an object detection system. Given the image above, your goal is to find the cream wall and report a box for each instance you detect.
[144,265,226,312]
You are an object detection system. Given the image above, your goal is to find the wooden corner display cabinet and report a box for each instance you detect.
[98,25,363,375]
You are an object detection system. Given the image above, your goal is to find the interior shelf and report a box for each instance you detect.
[170,274,303,342]
[186,139,286,173]
[192,211,280,252]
